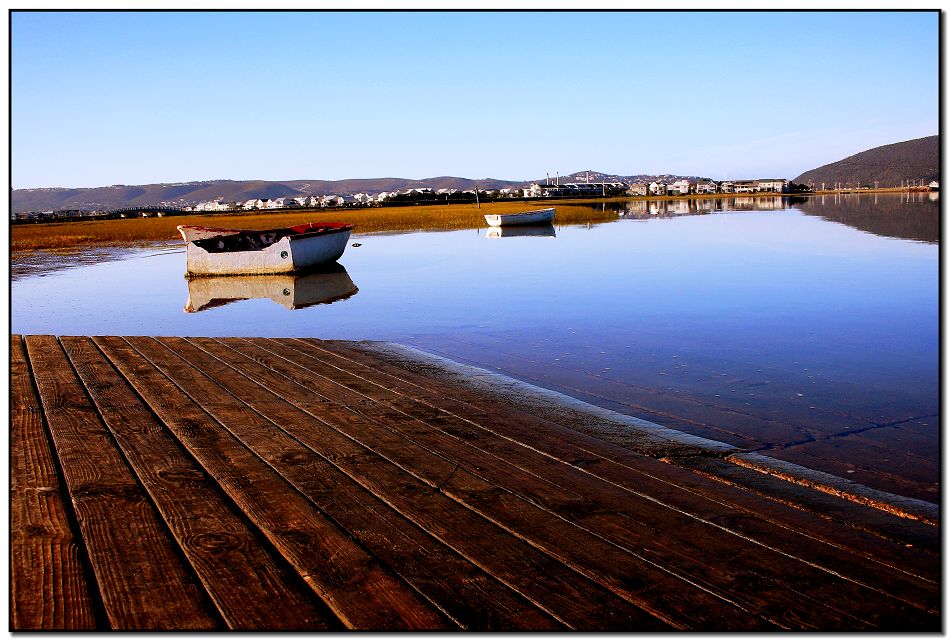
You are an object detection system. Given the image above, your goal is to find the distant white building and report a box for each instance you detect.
[627,183,648,196]
[194,200,231,212]
[523,183,543,198]
[321,195,345,207]
[754,179,788,193]
[648,182,666,196]
[694,181,717,194]
[667,180,690,195]
[352,192,373,205]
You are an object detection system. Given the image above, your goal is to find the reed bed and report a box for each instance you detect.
[11,200,619,255]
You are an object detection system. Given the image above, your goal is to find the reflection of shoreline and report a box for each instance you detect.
[616,196,799,218]
[185,263,358,312]
[612,192,939,244]
[612,187,932,203]
[795,193,939,244]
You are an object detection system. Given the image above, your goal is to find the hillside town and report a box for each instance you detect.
[11,175,940,223]
[10,176,784,222]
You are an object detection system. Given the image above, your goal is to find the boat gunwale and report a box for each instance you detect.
[485,208,555,219]
[186,223,354,254]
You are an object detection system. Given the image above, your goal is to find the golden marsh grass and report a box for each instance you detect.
[11,200,620,255]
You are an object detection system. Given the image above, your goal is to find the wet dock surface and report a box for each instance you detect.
[12,335,939,631]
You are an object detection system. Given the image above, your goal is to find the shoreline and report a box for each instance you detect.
[10,189,932,257]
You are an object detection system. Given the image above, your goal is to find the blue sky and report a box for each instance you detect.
[12,11,939,188]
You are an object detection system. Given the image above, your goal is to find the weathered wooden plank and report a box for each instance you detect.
[187,336,775,631]
[316,342,939,552]
[258,337,937,630]
[314,341,943,563]
[59,336,337,631]
[153,335,664,630]
[119,341,565,631]
[687,455,939,550]
[93,335,452,631]
[309,340,940,606]
[11,335,97,630]
[324,342,940,555]
[252,341,843,627]
[14,334,938,631]
[23,335,218,630]
[303,339,940,627]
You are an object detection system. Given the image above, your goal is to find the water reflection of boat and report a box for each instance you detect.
[178,222,354,276]
[485,224,557,239]
[484,208,555,227]
[184,264,358,312]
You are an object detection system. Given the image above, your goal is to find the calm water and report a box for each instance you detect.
[12,193,939,501]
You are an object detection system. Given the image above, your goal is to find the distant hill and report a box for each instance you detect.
[529,169,703,186]
[13,170,703,213]
[11,177,525,213]
[793,136,939,188]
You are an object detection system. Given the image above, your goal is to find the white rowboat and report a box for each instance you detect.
[484,208,555,227]
[178,222,353,276]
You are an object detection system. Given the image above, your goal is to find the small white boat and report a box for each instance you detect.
[484,208,555,227]
[184,266,358,312]
[178,222,353,276]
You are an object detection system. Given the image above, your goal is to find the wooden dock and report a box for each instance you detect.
[12,335,939,631]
